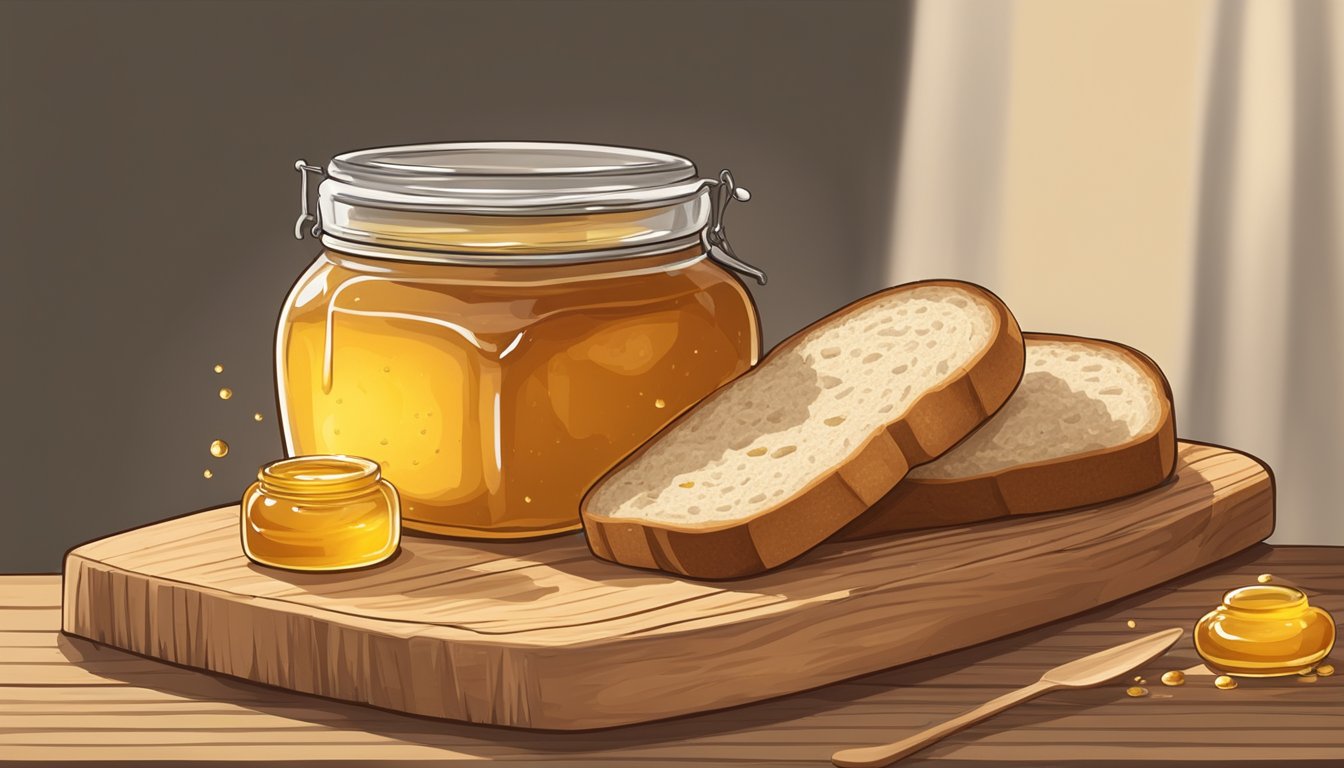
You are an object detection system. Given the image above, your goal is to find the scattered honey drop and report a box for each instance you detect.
[202,469,213,479]
[213,364,224,374]
[253,413,263,422]
[1214,675,1238,690]
[1257,573,1274,583]
[218,387,233,400]
[1297,673,1318,684]
[524,496,532,503]
[411,459,419,466]
[654,398,666,409]
[1126,686,1148,698]
[747,447,768,457]
[1126,620,1137,629]
[383,366,391,373]
[1316,663,1334,677]
[679,481,695,489]
[420,428,427,435]
[209,439,229,458]
[1133,675,1146,683]
[379,438,389,446]
[1161,670,1185,686]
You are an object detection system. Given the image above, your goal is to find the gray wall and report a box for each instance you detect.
[0,0,911,571]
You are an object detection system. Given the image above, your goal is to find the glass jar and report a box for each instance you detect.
[242,455,400,571]
[277,143,762,539]
[1193,584,1335,676]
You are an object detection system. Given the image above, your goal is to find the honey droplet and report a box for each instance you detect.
[379,438,389,446]
[1316,663,1334,677]
[253,413,263,422]
[213,364,224,374]
[1126,686,1148,698]
[1214,675,1238,690]
[209,439,229,458]
[1297,673,1318,684]
[524,496,532,503]
[679,481,695,489]
[202,469,213,479]
[218,387,233,400]
[1133,676,1146,684]
[747,447,768,457]
[654,398,666,409]
[1161,670,1185,686]
[1257,573,1273,583]
[383,365,391,373]
[1126,620,1137,629]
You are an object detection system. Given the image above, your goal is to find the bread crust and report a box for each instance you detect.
[582,280,1026,579]
[838,333,1177,540]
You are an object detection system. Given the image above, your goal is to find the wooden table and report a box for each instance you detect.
[3,545,1341,766]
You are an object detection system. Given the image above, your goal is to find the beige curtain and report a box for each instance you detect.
[888,0,1344,544]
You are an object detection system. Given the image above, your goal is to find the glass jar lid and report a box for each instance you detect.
[324,142,705,214]
[292,142,766,282]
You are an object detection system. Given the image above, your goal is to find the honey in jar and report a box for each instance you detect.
[242,455,400,571]
[277,143,762,538]
[1193,583,1336,677]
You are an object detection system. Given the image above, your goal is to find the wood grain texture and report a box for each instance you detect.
[9,546,1341,765]
[60,443,1273,730]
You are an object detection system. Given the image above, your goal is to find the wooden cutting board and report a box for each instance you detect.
[62,442,1273,731]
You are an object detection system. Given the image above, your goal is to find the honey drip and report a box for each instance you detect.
[209,439,229,458]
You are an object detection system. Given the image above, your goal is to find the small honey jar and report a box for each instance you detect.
[242,455,400,571]
[1193,584,1335,677]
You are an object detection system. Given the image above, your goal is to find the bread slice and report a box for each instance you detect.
[581,280,1025,579]
[839,333,1177,540]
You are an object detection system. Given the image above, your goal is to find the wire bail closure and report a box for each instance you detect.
[702,170,767,285]
[293,157,766,285]
[293,160,324,240]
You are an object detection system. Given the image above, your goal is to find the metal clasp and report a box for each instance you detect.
[293,160,324,240]
[703,169,767,285]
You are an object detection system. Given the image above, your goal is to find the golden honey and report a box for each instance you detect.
[1193,584,1336,677]
[210,439,229,458]
[279,245,756,538]
[242,455,400,571]
[1213,675,1238,690]
[277,143,764,539]
[1160,670,1185,686]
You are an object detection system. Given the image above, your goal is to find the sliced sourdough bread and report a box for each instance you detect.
[839,333,1177,540]
[581,280,1025,579]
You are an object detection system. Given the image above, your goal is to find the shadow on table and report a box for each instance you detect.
[55,543,1281,763]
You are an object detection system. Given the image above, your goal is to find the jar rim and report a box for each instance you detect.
[259,455,382,497]
[1222,584,1308,612]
